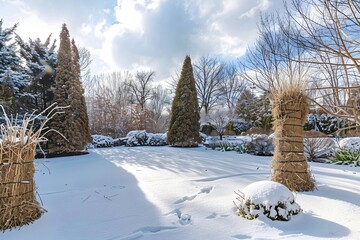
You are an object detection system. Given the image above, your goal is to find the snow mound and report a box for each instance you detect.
[92,135,114,148]
[339,137,360,152]
[235,181,301,221]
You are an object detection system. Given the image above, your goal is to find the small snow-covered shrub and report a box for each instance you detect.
[147,133,167,146]
[126,130,148,146]
[246,134,274,156]
[234,181,301,221]
[219,141,248,153]
[92,135,114,148]
[304,138,334,163]
[203,136,218,149]
[339,137,360,152]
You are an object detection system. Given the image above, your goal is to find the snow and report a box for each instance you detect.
[0,136,28,145]
[2,146,360,239]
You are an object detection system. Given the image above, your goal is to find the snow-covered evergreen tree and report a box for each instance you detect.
[0,20,31,112]
[17,34,57,111]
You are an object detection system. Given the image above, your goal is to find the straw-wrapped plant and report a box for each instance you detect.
[0,105,61,231]
[271,80,315,192]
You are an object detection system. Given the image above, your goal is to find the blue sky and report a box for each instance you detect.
[0,0,283,82]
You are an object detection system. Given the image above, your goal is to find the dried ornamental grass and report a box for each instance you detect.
[271,81,315,192]
[0,104,63,231]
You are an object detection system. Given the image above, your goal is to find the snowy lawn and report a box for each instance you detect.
[3,146,360,240]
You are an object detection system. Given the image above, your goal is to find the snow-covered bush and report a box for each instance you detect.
[304,114,351,134]
[338,137,360,152]
[228,119,253,135]
[125,131,167,147]
[203,136,218,149]
[234,181,301,221]
[246,134,274,156]
[146,133,167,146]
[304,138,334,163]
[126,130,148,146]
[92,135,114,148]
[219,141,247,152]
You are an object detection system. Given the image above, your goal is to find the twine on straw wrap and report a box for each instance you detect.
[271,87,315,192]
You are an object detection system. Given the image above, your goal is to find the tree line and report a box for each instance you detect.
[2,0,360,141]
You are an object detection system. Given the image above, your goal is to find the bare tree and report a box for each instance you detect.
[128,70,155,130]
[219,62,246,116]
[239,13,308,93]
[194,56,225,115]
[147,85,171,132]
[284,0,360,126]
[86,71,133,137]
[78,46,92,83]
[129,70,155,111]
[209,109,230,140]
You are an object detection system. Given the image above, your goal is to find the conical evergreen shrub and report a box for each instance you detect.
[71,39,92,149]
[47,24,75,152]
[167,55,200,147]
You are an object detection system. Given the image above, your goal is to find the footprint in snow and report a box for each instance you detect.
[174,186,214,204]
[205,212,229,219]
[179,213,191,225]
[167,208,192,225]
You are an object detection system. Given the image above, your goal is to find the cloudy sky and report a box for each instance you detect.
[1,0,283,82]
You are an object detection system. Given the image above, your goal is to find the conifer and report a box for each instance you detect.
[47,24,76,152]
[0,20,30,113]
[71,40,92,147]
[167,55,200,147]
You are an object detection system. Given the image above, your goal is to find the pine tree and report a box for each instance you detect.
[167,55,200,147]
[17,34,57,112]
[235,91,272,130]
[47,24,76,153]
[235,89,258,123]
[0,20,31,113]
[71,39,92,148]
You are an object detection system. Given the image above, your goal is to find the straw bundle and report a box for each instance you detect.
[0,106,58,231]
[271,82,315,192]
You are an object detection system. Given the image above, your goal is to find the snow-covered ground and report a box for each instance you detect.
[3,146,360,240]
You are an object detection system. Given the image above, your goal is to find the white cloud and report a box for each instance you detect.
[0,0,284,80]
